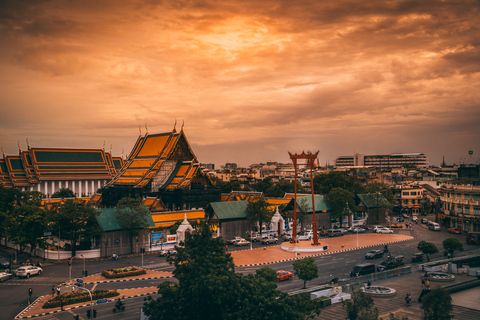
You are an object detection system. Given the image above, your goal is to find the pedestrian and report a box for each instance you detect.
[364,281,368,289]
[56,285,61,296]
[72,286,75,293]
[425,280,430,289]
[51,285,55,296]
[447,252,451,259]
[367,280,371,288]
[421,275,425,286]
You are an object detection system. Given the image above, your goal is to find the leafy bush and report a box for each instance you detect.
[102,266,147,279]
[43,290,119,308]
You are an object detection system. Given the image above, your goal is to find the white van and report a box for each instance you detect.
[428,222,441,231]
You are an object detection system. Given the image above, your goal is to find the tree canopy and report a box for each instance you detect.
[313,171,365,196]
[143,223,313,320]
[326,187,357,224]
[421,287,454,320]
[364,182,394,204]
[292,257,318,289]
[51,187,75,199]
[49,199,101,256]
[342,290,379,320]
[417,241,439,262]
[442,237,464,256]
[246,197,274,235]
[116,197,150,253]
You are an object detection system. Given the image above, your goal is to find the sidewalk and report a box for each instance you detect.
[318,272,480,320]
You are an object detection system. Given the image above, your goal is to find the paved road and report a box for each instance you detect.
[2,213,478,319]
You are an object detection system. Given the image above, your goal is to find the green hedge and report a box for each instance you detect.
[101,266,147,279]
[43,290,119,309]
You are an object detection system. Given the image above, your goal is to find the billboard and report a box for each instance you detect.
[151,232,166,244]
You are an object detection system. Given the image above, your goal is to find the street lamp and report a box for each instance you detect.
[69,256,75,281]
[80,254,86,284]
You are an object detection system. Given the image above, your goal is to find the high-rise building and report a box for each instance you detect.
[335,153,428,169]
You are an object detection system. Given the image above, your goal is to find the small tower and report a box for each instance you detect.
[176,214,194,244]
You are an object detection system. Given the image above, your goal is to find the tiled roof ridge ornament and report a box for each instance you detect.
[173,119,177,133]
[139,125,142,136]
[1,146,5,158]
[181,120,184,131]
[102,140,105,151]
[17,141,22,153]
[145,123,148,135]
[26,138,30,149]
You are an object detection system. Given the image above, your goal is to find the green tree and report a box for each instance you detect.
[246,197,274,236]
[293,257,318,289]
[13,203,47,255]
[442,237,464,257]
[0,186,22,247]
[255,266,278,283]
[143,223,304,320]
[265,180,306,198]
[116,197,150,253]
[313,171,365,196]
[51,199,100,256]
[421,287,454,320]
[51,188,75,199]
[326,187,357,226]
[364,182,394,204]
[252,177,274,194]
[417,241,438,262]
[342,290,379,320]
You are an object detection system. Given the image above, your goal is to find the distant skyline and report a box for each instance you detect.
[1,1,479,168]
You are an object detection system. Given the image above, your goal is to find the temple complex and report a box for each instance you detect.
[0,146,123,197]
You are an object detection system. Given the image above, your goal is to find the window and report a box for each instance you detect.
[403,192,409,196]
[474,207,480,216]
[473,194,480,202]
[412,192,417,196]
[457,206,463,214]
[465,206,470,215]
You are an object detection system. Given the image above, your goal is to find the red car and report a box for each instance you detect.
[448,228,461,234]
[277,270,293,281]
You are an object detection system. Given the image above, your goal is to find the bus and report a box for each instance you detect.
[466,232,480,244]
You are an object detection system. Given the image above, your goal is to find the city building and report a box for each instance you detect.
[439,184,480,232]
[335,153,428,169]
[0,146,123,197]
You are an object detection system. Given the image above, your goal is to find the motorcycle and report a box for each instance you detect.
[111,254,119,260]
[330,275,339,284]
[112,301,125,313]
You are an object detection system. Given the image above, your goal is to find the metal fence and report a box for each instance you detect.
[338,265,412,287]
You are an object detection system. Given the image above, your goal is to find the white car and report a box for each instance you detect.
[16,265,43,278]
[372,225,384,233]
[0,272,13,282]
[158,249,177,257]
[412,216,418,222]
[377,227,393,234]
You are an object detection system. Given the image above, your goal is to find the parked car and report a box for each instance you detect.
[319,229,329,236]
[16,265,43,278]
[158,249,177,257]
[365,250,384,259]
[352,227,366,233]
[261,236,278,244]
[277,270,293,281]
[226,237,245,245]
[297,234,311,241]
[411,253,424,263]
[281,233,292,241]
[247,233,263,242]
[0,272,13,282]
[0,257,10,269]
[412,216,418,222]
[377,227,393,234]
[235,239,251,247]
[328,229,344,237]
[421,218,428,224]
[372,226,384,233]
[447,228,461,234]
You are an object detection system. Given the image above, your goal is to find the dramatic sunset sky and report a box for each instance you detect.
[1,0,479,167]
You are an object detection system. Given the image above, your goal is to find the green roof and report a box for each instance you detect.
[96,206,155,232]
[33,150,105,163]
[287,195,331,213]
[208,201,248,220]
[357,193,390,208]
